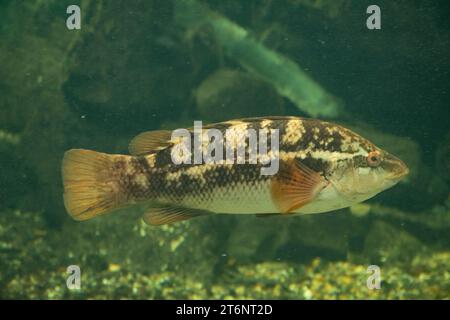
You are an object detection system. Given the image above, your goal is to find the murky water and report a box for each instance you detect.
[0,0,449,299]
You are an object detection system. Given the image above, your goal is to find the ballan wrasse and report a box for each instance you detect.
[62,117,409,225]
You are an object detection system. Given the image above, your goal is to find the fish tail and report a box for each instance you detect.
[62,149,126,221]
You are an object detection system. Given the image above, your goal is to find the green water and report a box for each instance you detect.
[0,0,449,299]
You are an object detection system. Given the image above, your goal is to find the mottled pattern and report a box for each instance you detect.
[117,117,376,211]
[112,156,152,202]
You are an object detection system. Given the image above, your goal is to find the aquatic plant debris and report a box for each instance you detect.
[174,0,342,118]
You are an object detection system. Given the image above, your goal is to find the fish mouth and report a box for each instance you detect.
[384,154,409,181]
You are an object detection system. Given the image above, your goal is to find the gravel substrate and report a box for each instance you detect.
[0,209,448,299]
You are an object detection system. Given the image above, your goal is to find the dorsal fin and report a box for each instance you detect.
[142,206,213,226]
[128,130,173,156]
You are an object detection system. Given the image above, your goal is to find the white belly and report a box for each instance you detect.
[295,184,355,214]
[179,181,355,215]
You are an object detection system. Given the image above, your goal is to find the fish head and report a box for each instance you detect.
[327,142,409,204]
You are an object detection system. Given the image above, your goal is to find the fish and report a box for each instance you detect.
[61,116,409,226]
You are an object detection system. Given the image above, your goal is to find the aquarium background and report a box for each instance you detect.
[0,0,449,299]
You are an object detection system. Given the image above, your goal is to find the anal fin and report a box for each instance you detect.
[142,206,213,226]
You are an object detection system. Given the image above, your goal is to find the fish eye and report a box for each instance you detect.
[367,150,381,167]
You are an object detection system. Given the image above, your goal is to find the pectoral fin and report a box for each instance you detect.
[142,206,212,226]
[271,159,327,214]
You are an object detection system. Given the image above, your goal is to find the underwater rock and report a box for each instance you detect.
[195,69,284,122]
[62,1,189,133]
[176,0,342,118]
[65,211,233,283]
[226,212,352,264]
[0,208,225,294]
[0,0,190,225]
[0,1,86,224]
[1,207,448,299]
[362,220,425,265]
[225,216,290,263]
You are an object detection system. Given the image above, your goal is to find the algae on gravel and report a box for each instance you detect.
[0,0,449,300]
[1,207,449,299]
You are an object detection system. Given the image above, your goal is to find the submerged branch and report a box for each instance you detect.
[175,0,342,118]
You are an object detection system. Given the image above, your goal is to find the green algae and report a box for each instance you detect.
[1,206,449,299]
[0,0,449,300]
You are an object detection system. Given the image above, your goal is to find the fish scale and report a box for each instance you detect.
[62,116,409,225]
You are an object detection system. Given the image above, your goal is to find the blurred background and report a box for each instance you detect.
[0,0,449,299]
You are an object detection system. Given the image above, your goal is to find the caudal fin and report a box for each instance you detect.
[62,149,124,221]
